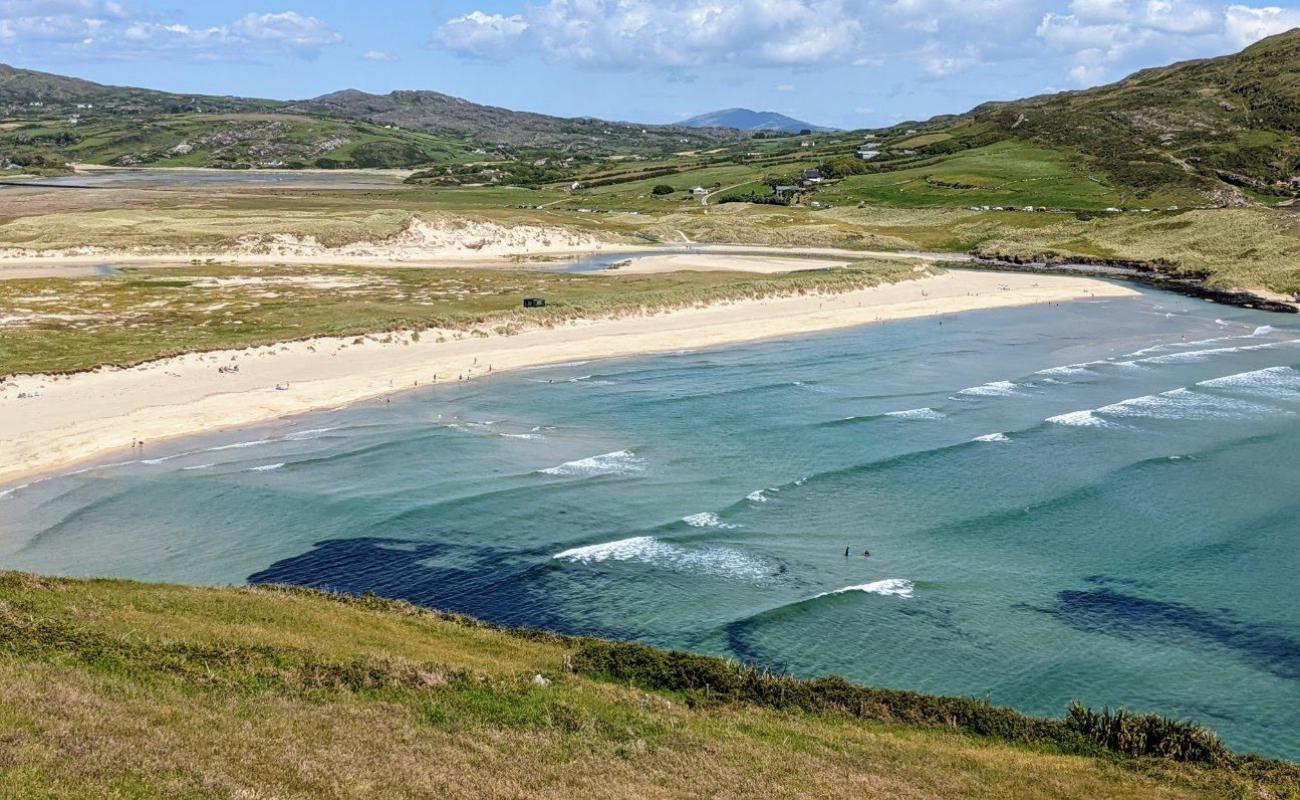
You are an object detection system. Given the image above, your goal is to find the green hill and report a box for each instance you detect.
[0,572,1293,798]
[882,29,1300,206]
[0,64,740,170]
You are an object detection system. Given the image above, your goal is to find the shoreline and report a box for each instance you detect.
[0,270,1137,488]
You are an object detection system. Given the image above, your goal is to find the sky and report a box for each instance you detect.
[2,0,1299,129]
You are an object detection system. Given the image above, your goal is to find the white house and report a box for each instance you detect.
[691,186,709,196]
[856,149,879,160]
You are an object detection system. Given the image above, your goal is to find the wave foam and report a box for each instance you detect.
[207,438,272,452]
[0,482,32,499]
[1051,384,1281,429]
[884,407,945,421]
[682,512,740,529]
[284,426,339,440]
[540,450,645,477]
[747,489,770,503]
[793,380,836,394]
[247,463,284,472]
[1099,388,1274,421]
[1047,410,1120,429]
[552,536,770,581]
[181,463,214,471]
[957,380,1021,397]
[1034,361,1099,378]
[814,579,914,600]
[972,432,1009,442]
[1197,366,1300,399]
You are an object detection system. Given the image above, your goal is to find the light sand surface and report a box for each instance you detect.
[0,244,967,281]
[613,253,853,274]
[0,270,1137,486]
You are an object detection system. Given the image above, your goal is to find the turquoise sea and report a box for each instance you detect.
[3,282,1298,759]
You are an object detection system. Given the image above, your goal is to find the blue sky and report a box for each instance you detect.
[3,0,1299,128]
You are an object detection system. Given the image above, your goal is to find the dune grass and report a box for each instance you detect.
[0,259,927,375]
[0,572,1292,799]
[965,207,1300,293]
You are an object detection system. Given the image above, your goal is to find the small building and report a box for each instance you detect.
[690,186,708,196]
[801,169,822,184]
[774,185,801,197]
[1290,177,1300,188]
[855,149,879,160]
[800,140,814,148]
[523,297,547,308]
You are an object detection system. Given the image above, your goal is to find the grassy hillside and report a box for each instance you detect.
[963,29,1300,202]
[0,63,741,166]
[0,572,1293,799]
[2,113,479,170]
[287,89,738,153]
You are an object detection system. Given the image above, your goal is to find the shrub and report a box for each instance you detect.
[652,184,674,195]
[571,640,1235,765]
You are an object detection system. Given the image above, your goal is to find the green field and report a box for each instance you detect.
[814,141,1198,210]
[0,572,1292,799]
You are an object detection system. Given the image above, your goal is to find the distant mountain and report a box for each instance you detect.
[0,65,740,167]
[287,89,737,151]
[0,63,275,115]
[677,108,833,133]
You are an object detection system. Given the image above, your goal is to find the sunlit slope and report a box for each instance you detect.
[0,572,1295,798]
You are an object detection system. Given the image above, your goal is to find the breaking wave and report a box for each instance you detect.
[957,380,1021,397]
[884,407,945,421]
[247,463,285,472]
[813,579,914,600]
[552,536,771,581]
[206,438,273,452]
[539,450,646,477]
[682,511,740,529]
[1197,366,1300,400]
[972,432,1010,442]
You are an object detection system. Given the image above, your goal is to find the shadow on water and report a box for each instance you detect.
[1038,579,1300,682]
[250,537,556,628]
[248,536,628,639]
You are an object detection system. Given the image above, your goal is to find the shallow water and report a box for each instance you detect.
[25,169,401,190]
[3,286,1298,758]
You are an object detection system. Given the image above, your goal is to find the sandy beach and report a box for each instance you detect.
[0,270,1137,486]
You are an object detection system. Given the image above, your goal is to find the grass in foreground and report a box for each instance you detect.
[0,572,1294,799]
[0,260,926,375]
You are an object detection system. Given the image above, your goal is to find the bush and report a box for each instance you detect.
[651,184,674,195]
[571,640,1234,765]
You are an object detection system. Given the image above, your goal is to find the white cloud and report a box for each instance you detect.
[0,3,342,59]
[1036,0,1298,85]
[362,49,397,61]
[435,10,529,60]
[434,0,868,69]
[1223,3,1300,46]
[431,0,1300,91]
